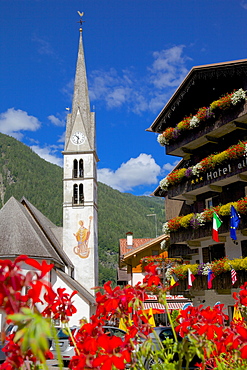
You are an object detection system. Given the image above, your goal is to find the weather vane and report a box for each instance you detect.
[77,11,85,27]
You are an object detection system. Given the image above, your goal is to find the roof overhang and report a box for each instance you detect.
[120,234,169,268]
[147,58,247,133]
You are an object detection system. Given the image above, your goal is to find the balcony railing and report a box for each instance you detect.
[170,270,247,295]
[170,215,247,245]
[165,101,247,157]
[168,155,247,201]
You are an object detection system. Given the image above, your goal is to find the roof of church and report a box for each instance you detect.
[56,269,95,305]
[20,197,73,268]
[0,196,71,268]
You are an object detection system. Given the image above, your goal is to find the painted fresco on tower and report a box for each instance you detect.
[73,216,93,258]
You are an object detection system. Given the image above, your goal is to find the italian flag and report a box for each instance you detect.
[188,268,196,289]
[212,212,222,242]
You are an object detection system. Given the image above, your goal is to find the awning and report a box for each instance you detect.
[143,301,189,312]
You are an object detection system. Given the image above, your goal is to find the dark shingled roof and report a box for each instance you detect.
[20,197,73,268]
[0,196,70,268]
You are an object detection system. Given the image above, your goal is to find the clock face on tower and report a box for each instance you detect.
[71,131,86,145]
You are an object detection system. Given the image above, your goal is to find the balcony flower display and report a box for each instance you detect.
[140,255,182,266]
[157,88,247,146]
[160,140,247,191]
[167,257,247,280]
[162,197,247,234]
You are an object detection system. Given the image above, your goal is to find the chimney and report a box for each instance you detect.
[126,232,133,248]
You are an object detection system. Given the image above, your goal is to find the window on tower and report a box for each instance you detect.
[73,160,78,178]
[73,184,78,204]
[79,184,84,204]
[79,159,84,178]
[73,159,84,178]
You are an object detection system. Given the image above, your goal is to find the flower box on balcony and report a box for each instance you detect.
[165,101,247,157]
[169,214,247,244]
[168,155,247,201]
[170,270,247,296]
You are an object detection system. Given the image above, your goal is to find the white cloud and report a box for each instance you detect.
[163,160,180,172]
[98,153,161,192]
[88,45,190,114]
[241,1,247,10]
[48,114,65,126]
[106,87,132,108]
[150,45,189,89]
[89,68,134,110]
[58,131,65,143]
[0,108,41,140]
[30,145,63,167]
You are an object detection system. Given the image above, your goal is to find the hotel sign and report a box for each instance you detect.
[169,155,247,198]
[206,157,247,181]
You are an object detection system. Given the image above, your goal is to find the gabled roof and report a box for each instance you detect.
[0,196,71,268]
[120,234,169,268]
[122,234,168,259]
[147,58,247,133]
[119,237,153,256]
[21,197,73,268]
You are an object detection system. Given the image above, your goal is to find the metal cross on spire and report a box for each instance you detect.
[77,11,85,27]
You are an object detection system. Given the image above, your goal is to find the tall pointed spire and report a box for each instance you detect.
[62,16,98,296]
[71,28,90,126]
[65,22,95,151]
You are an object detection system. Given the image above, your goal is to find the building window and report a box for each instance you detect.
[73,159,84,178]
[245,186,247,196]
[73,184,84,205]
[205,197,213,209]
[152,250,159,256]
[79,159,84,178]
[79,184,84,204]
[202,244,225,263]
[73,160,78,178]
[73,184,78,204]
[241,240,247,258]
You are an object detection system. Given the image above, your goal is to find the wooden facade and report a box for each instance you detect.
[149,59,247,303]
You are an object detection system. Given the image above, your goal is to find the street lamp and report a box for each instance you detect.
[146,213,158,238]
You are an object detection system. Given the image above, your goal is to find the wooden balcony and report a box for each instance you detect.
[168,155,247,202]
[165,101,247,157]
[170,270,247,295]
[170,215,247,245]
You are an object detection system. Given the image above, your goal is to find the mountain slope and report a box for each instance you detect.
[0,133,165,284]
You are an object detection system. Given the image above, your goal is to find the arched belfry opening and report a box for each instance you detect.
[79,184,84,204]
[73,159,84,179]
[79,159,84,178]
[73,184,78,204]
[73,159,78,178]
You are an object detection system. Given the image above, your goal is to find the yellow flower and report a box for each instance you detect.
[180,213,194,228]
[219,202,238,216]
[212,151,228,164]
[210,99,221,110]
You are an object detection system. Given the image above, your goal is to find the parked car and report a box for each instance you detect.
[0,324,18,363]
[50,325,126,367]
[141,326,200,370]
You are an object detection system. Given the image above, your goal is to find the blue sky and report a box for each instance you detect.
[1,0,247,196]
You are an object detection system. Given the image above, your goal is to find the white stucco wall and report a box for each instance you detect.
[51,271,92,326]
[128,272,145,286]
[63,152,98,294]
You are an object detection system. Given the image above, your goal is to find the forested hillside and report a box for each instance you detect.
[0,133,165,284]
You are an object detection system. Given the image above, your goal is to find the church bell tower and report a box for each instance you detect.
[63,17,98,293]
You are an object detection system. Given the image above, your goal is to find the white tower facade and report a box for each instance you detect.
[63,26,98,294]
